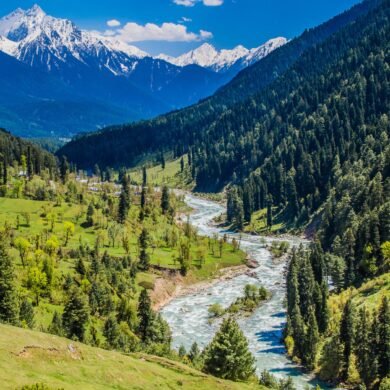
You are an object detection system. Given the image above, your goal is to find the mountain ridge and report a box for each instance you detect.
[58,0,382,169]
[157,37,287,73]
[0,4,284,138]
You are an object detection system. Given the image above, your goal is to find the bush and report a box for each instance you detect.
[208,303,224,318]
[138,280,155,290]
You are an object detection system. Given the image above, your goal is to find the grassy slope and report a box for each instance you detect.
[0,198,245,280]
[316,273,390,378]
[0,324,260,390]
[328,273,390,324]
[130,156,193,189]
[0,196,245,330]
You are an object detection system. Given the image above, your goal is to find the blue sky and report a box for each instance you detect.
[1,0,361,56]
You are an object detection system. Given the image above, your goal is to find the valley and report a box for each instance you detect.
[0,0,388,389]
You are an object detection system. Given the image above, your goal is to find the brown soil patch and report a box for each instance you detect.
[15,343,82,360]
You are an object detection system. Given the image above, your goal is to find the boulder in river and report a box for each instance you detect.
[246,257,259,268]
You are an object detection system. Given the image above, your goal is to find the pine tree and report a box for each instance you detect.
[161,186,170,215]
[267,195,273,229]
[103,315,120,349]
[309,241,325,284]
[140,186,147,220]
[344,229,356,286]
[118,175,131,224]
[355,307,377,386]
[203,317,255,381]
[138,228,150,271]
[297,255,315,320]
[304,306,319,369]
[62,288,89,341]
[48,311,64,336]
[319,331,343,381]
[27,146,33,179]
[188,342,200,363]
[377,296,390,378]
[142,166,147,186]
[0,244,19,325]
[118,191,128,224]
[86,202,94,227]
[226,187,235,223]
[2,156,7,185]
[286,174,299,218]
[319,282,329,333]
[178,345,186,358]
[340,299,356,380]
[59,156,69,183]
[289,303,305,359]
[76,258,87,276]
[19,298,34,329]
[287,251,300,317]
[93,164,101,179]
[180,157,184,173]
[137,289,153,343]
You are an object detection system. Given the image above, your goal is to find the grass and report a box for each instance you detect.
[324,273,390,338]
[0,198,244,279]
[0,324,261,390]
[243,208,285,234]
[329,273,390,313]
[129,156,193,188]
[0,195,246,331]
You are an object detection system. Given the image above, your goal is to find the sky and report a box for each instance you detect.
[0,0,361,56]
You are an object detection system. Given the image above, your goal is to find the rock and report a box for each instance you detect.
[246,271,258,278]
[246,258,259,268]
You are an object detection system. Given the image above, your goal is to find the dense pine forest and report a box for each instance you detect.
[57,0,390,388]
[0,0,389,389]
[0,132,277,388]
[58,0,381,169]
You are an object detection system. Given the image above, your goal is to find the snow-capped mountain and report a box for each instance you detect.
[0,4,148,74]
[0,5,286,138]
[157,37,287,73]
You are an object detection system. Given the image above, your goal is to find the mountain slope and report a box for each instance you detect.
[0,5,284,138]
[0,50,164,138]
[158,38,287,74]
[59,0,382,168]
[0,324,259,390]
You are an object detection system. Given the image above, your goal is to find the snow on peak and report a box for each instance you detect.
[245,37,287,64]
[0,5,150,73]
[0,5,287,77]
[96,35,148,58]
[159,37,287,72]
[25,4,46,18]
[0,35,17,56]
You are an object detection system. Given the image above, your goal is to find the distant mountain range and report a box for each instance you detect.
[157,38,287,73]
[0,5,285,138]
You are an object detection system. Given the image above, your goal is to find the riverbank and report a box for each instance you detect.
[160,193,323,389]
[152,264,250,311]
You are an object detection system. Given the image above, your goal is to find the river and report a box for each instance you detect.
[160,194,327,389]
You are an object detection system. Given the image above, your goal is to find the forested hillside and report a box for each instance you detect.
[60,0,390,267]
[0,130,275,388]
[58,2,390,386]
[58,0,380,169]
[0,129,57,187]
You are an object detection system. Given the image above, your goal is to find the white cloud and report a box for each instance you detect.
[107,19,121,27]
[203,0,223,5]
[103,29,116,36]
[173,0,223,6]
[181,17,192,23]
[110,21,212,42]
[200,30,213,39]
[173,0,196,6]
